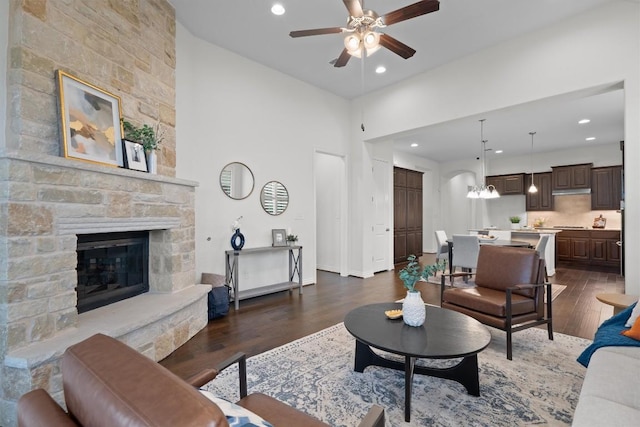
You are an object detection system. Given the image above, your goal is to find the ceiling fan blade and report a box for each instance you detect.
[382,0,440,26]
[343,0,363,17]
[334,48,352,67]
[379,34,416,59]
[289,27,343,38]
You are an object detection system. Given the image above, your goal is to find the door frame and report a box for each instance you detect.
[314,150,348,277]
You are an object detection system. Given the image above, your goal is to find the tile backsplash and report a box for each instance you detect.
[528,194,621,229]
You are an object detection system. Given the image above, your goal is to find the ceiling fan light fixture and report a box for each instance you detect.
[363,31,380,49]
[344,33,361,53]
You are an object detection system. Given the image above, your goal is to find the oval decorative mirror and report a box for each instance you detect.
[220,162,254,200]
[260,181,289,215]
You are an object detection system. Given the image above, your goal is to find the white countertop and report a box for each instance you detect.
[471,228,563,234]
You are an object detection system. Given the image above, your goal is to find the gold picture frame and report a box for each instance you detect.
[56,70,124,167]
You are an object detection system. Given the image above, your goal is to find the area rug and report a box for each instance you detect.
[204,322,590,426]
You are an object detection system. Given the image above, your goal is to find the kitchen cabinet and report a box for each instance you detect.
[552,163,592,191]
[590,231,621,264]
[556,229,620,267]
[485,173,525,195]
[394,167,423,264]
[525,172,554,211]
[591,165,623,210]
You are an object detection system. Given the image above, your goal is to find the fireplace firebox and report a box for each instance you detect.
[76,231,149,313]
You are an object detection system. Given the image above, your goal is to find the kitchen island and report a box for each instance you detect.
[471,228,562,276]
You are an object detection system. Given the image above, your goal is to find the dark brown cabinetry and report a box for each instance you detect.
[556,230,620,267]
[525,172,554,211]
[551,163,592,191]
[485,173,525,195]
[394,167,423,264]
[591,165,622,210]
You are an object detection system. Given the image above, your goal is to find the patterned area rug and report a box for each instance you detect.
[204,322,590,426]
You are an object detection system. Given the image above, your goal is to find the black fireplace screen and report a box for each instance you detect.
[76,231,149,314]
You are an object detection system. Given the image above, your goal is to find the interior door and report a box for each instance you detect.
[315,152,345,274]
[372,159,390,272]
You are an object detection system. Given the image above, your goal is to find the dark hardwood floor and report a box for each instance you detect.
[160,254,625,380]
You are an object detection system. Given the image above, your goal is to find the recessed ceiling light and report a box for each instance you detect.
[495,150,503,154]
[578,119,591,124]
[375,66,386,74]
[410,143,418,147]
[271,4,285,15]
[586,137,596,141]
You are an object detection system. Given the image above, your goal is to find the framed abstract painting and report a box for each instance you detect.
[56,70,124,167]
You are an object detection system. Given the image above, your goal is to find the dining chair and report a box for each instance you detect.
[435,230,448,262]
[535,234,550,280]
[451,234,480,274]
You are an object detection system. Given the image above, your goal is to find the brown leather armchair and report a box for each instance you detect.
[440,245,553,360]
[17,333,385,427]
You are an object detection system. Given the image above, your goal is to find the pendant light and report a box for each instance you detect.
[467,119,500,199]
[528,132,538,193]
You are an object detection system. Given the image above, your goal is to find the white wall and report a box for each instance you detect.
[0,0,8,152]
[175,23,350,290]
[351,1,639,294]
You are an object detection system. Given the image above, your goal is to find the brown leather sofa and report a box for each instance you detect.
[440,245,553,360]
[17,333,385,427]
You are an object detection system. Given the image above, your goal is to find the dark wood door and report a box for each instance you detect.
[394,187,407,232]
[393,167,423,264]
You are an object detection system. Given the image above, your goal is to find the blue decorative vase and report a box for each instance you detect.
[231,229,245,250]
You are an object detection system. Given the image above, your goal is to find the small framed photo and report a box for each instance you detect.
[272,229,287,247]
[123,139,147,172]
[56,70,124,167]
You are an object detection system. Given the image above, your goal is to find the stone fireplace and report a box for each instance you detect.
[0,153,209,424]
[0,1,202,424]
[76,230,150,314]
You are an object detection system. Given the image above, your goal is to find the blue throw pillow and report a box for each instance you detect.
[199,390,274,427]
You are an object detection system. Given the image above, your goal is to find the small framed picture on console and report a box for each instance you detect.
[272,229,287,246]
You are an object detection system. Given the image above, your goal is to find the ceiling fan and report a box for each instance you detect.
[289,0,440,67]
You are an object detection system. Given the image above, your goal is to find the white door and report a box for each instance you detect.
[315,152,345,274]
[372,159,390,272]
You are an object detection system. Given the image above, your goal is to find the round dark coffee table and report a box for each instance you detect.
[344,302,491,422]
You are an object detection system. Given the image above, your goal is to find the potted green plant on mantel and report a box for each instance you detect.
[122,119,165,174]
[398,255,446,327]
[286,234,298,246]
[509,216,521,230]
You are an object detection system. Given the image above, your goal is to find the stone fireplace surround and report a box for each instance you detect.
[0,152,209,424]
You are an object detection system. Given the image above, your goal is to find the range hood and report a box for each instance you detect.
[552,188,591,196]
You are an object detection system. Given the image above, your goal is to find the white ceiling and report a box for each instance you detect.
[170,0,628,161]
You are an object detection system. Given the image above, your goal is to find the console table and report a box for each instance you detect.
[225,245,303,310]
